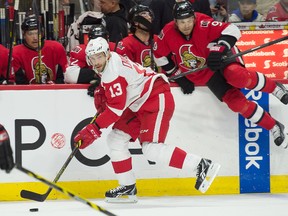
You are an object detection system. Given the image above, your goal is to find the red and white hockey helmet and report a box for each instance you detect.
[86,37,110,58]
[85,37,110,75]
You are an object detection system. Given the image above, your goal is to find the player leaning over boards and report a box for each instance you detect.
[74,37,221,203]
[153,0,288,149]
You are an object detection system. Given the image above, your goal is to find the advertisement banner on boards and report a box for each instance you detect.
[237,29,288,80]
[238,89,270,193]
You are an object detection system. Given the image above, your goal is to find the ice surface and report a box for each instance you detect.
[1,194,288,216]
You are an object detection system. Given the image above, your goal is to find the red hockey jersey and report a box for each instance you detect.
[12,40,67,84]
[116,35,157,69]
[0,44,9,79]
[95,52,168,129]
[266,2,288,21]
[153,12,241,85]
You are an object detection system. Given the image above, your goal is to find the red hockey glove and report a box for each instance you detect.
[74,123,102,149]
[94,86,107,114]
[207,44,228,72]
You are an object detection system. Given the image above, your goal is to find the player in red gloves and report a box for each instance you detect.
[74,37,220,203]
[153,0,288,149]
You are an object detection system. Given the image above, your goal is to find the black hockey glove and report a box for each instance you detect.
[207,44,228,72]
[175,76,195,94]
[87,79,101,97]
[0,124,14,173]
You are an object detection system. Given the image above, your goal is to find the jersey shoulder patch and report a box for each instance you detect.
[200,20,210,27]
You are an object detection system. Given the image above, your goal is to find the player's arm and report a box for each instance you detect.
[11,54,29,84]
[65,65,98,84]
[154,45,195,95]
[217,23,240,50]
[153,30,194,94]
[14,68,29,84]
[94,85,107,114]
[207,23,241,72]
[54,65,65,84]
[95,77,128,129]
[54,43,68,84]
[65,45,99,84]
[74,77,128,149]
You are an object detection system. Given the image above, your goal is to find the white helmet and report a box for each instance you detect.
[85,37,110,58]
[85,37,110,74]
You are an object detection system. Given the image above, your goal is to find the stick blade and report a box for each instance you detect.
[20,189,48,202]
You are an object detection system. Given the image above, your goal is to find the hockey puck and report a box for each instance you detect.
[29,208,39,212]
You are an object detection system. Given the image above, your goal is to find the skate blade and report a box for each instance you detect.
[105,195,138,203]
[199,163,221,193]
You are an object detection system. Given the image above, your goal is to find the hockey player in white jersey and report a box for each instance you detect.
[74,37,221,203]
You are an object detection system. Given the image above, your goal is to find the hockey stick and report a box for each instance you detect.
[46,0,54,40]
[169,35,288,81]
[0,9,5,45]
[20,142,81,201]
[31,0,44,83]
[4,0,10,47]
[83,0,90,12]
[20,114,98,202]
[16,165,117,216]
[6,0,19,83]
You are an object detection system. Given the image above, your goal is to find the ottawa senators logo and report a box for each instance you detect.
[179,45,205,70]
[31,56,53,84]
[141,49,152,68]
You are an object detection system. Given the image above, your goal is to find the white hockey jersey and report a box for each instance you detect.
[95,52,168,128]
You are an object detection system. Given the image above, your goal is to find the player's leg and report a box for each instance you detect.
[140,85,220,193]
[207,71,288,148]
[223,88,288,148]
[223,63,288,104]
[104,110,140,203]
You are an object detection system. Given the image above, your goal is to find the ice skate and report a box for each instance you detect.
[271,121,288,149]
[195,158,221,193]
[105,184,138,203]
[272,82,288,105]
